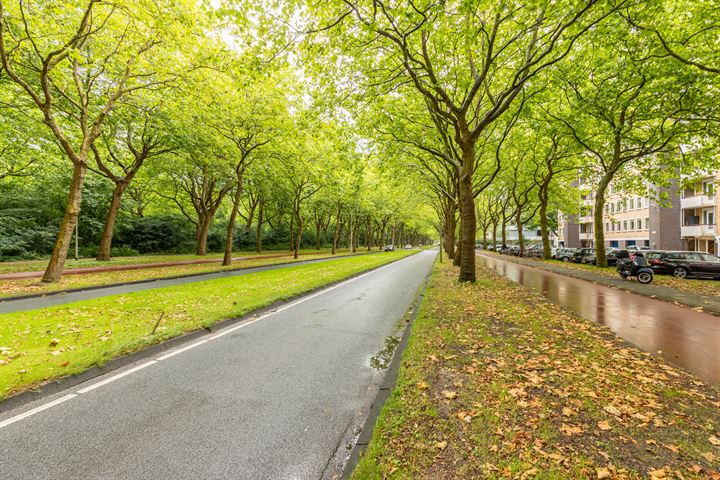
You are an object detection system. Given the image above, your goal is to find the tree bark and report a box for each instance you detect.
[43,162,88,282]
[294,213,303,259]
[315,222,322,250]
[458,160,476,282]
[196,213,213,256]
[96,180,128,261]
[539,181,552,260]
[594,173,612,267]
[515,211,525,253]
[255,203,263,253]
[222,181,243,266]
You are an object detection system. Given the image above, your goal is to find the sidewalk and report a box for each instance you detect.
[479,252,720,316]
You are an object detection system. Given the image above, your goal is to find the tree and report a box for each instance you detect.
[0,0,195,281]
[91,104,174,260]
[304,0,620,281]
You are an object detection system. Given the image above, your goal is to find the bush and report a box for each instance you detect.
[115,215,195,254]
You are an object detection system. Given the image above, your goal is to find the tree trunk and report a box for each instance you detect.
[315,222,322,250]
[96,180,128,261]
[539,183,551,260]
[445,207,456,259]
[196,213,213,256]
[223,182,243,266]
[294,213,302,259]
[491,221,498,248]
[255,204,263,253]
[332,219,341,255]
[43,162,88,282]
[378,226,385,250]
[516,211,525,253]
[594,173,612,267]
[458,159,476,282]
[501,219,507,247]
[289,216,295,253]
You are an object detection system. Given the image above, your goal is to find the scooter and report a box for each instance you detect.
[616,258,654,284]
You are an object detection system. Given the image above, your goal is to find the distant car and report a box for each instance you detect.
[626,245,650,252]
[554,247,577,262]
[383,245,394,251]
[571,248,595,263]
[581,248,630,266]
[648,251,720,279]
[404,244,413,249]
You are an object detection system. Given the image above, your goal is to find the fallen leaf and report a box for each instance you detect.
[442,390,458,400]
[560,424,583,436]
[435,441,447,451]
[416,381,429,390]
[649,469,666,479]
[604,405,622,416]
[49,338,60,347]
[709,435,720,446]
[596,467,612,479]
[598,421,612,431]
[562,407,574,417]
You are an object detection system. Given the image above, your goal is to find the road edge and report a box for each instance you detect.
[340,256,435,480]
[0,250,424,415]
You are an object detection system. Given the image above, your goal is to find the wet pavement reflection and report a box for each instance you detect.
[477,254,720,385]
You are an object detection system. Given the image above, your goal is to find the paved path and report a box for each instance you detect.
[478,252,720,385]
[0,250,437,480]
[0,254,365,314]
[0,251,335,281]
[483,251,720,316]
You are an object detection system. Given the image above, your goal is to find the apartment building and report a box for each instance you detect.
[681,173,719,254]
[560,180,683,250]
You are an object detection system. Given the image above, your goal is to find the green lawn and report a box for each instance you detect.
[0,248,348,274]
[0,249,416,399]
[354,260,720,479]
[0,249,363,299]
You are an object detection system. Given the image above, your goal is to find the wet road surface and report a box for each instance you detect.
[0,250,436,480]
[477,253,720,385]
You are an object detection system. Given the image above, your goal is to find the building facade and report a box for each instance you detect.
[680,173,719,254]
[559,179,684,250]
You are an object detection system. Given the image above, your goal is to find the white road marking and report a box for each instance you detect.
[0,394,76,429]
[0,252,428,429]
[76,361,157,394]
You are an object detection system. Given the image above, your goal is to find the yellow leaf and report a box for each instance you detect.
[442,390,458,400]
[596,467,611,479]
[435,441,447,451]
[709,435,720,446]
[597,421,612,431]
[416,381,429,390]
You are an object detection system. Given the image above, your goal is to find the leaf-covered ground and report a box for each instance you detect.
[0,249,360,299]
[0,249,415,399]
[354,260,720,480]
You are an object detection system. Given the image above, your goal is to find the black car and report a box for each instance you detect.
[648,251,720,279]
[571,248,595,263]
[581,249,631,266]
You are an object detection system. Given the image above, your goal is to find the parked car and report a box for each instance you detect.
[648,251,720,279]
[571,248,595,263]
[554,247,577,262]
[383,245,394,252]
[626,245,651,252]
[580,248,630,266]
[404,244,413,249]
[523,244,543,258]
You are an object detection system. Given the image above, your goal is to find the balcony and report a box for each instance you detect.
[579,232,594,241]
[681,194,717,209]
[578,215,594,223]
[681,224,716,238]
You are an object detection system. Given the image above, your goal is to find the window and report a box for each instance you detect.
[630,220,635,230]
[623,221,628,231]
[637,198,642,209]
[645,217,650,230]
[611,203,615,213]
[630,199,634,210]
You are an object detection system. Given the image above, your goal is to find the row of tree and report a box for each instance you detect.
[300,0,720,274]
[0,0,434,282]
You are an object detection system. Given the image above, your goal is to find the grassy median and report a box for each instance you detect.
[354,260,720,479]
[0,249,417,399]
[0,249,360,299]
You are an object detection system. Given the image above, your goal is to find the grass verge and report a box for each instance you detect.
[0,249,361,299]
[0,249,416,399]
[353,260,720,480]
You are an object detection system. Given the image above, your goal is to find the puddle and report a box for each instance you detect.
[369,336,400,371]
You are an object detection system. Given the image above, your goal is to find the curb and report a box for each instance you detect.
[0,250,422,415]
[480,252,720,317]
[341,260,434,479]
[0,251,376,305]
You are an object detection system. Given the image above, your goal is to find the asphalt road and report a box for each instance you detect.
[0,253,370,314]
[0,249,437,480]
